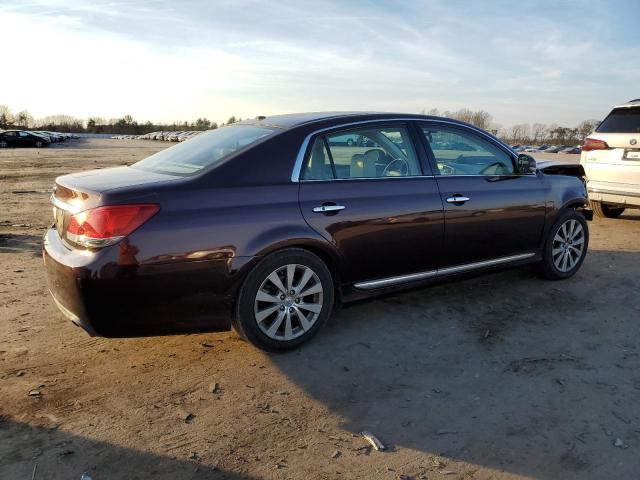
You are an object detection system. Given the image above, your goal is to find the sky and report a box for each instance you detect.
[1,0,639,127]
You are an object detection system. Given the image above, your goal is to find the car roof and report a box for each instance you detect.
[613,98,640,109]
[239,111,448,129]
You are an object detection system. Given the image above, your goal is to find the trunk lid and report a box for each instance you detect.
[52,166,181,248]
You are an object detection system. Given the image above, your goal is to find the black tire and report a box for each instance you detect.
[591,200,625,218]
[35,140,42,148]
[540,210,589,280]
[0,141,7,148]
[346,139,354,146]
[233,248,334,351]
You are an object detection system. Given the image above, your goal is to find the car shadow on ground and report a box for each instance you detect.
[270,250,640,479]
[0,233,42,256]
[0,418,257,480]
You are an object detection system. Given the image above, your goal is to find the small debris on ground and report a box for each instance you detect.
[208,382,220,394]
[361,431,386,451]
[177,409,195,423]
[331,450,341,459]
[28,390,41,396]
[613,438,629,449]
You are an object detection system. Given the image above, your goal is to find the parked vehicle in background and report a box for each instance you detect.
[543,146,565,153]
[0,130,51,148]
[44,112,592,350]
[581,98,640,218]
[560,147,581,154]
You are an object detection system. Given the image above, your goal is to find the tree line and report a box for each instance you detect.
[0,105,242,134]
[423,107,600,145]
[1,103,600,145]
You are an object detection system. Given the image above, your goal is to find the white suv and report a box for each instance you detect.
[581,99,640,217]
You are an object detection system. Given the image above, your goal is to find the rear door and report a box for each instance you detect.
[417,122,546,267]
[298,123,444,285]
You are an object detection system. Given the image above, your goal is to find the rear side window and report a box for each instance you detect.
[301,125,421,180]
[597,108,640,133]
[132,125,277,176]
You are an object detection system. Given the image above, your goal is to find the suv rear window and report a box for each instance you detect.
[596,108,640,133]
[131,125,277,176]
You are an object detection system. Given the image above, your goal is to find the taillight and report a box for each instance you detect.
[66,204,159,248]
[581,138,609,151]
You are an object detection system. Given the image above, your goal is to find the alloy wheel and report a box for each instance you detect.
[254,264,324,341]
[552,219,585,272]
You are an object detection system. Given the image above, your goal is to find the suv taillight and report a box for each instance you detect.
[581,138,610,151]
[66,204,159,248]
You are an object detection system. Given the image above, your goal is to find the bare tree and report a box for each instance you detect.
[577,120,600,141]
[531,123,546,144]
[0,104,14,129]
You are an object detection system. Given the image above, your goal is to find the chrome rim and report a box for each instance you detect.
[254,264,323,341]
[552,219,585,272]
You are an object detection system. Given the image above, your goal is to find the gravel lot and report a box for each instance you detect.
[1,139,639,480]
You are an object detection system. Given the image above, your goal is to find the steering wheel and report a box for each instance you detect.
[382,158,409,176]
[480,162,507,175]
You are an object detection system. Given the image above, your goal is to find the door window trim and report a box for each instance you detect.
[291,118,516,182]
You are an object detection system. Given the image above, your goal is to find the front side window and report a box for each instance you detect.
[421,126,514,176]
[301,125,421,180]
[132,125,277,176]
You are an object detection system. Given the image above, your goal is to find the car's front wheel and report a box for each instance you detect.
[540,210,589,280]
[233,248,334,351]
[35,140,43,148]
[591,201,625,218]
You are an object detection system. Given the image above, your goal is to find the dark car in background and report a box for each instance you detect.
[43,112,592,350]
[0,130,51,148]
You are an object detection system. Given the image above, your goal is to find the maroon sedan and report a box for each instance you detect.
[43,112,591,350]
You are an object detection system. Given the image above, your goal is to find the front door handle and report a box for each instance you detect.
[313,204,346,213]
[446,195,470,204]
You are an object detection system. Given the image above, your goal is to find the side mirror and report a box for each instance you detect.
[517,154,536,174]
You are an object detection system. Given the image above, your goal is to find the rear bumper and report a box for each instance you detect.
[587,181,640,208]
[43,228,249,337]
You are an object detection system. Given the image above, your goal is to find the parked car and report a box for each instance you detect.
[44,112,591,350]
[542,146,564,153]
[580,98,640,218]
[0,130,51,148]
[560,147,581,154]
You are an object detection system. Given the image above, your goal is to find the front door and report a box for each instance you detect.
[298,123,444,285]
[417,122,546,267]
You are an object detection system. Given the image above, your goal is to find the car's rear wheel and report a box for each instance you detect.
[540,210,589,280]
[0,141,7,148]
[591,201,625,218]
[233,248,334,351]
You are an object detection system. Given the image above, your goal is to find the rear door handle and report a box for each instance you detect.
[446,195,470,204]
[313,204,346,213]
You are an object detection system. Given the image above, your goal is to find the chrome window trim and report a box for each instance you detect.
[354,252,535,290]
[291,118,515,182]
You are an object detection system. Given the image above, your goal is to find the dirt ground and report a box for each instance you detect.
[1,139,639,480]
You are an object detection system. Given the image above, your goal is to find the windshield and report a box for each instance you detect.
[131,125,278,176]
[596,107,640,133]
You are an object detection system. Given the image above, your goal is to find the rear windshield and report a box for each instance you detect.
[131,125,277,176]
[596,108,640,133]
